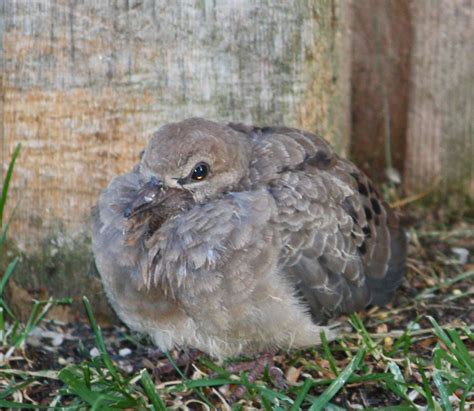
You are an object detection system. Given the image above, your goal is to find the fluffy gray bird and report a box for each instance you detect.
[92,118,406,360]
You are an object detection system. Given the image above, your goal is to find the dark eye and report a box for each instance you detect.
[191,162,209,181]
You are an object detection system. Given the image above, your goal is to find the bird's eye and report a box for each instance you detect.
[191,162,209,181]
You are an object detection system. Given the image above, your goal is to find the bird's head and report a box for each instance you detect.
[124,118,251,220]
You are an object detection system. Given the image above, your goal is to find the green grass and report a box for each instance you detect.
[0,290,472,409]
[0,144,21,247]
[0,151,472,409]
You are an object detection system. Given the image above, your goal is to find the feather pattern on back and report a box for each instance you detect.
[92,118,406,358]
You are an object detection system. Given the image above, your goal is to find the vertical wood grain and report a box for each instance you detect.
[405,0,473,199]
[1,0,350,247]
[350,0,412,183]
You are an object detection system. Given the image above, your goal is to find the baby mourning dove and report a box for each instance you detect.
[92,118,406,360]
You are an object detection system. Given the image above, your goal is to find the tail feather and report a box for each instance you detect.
[369,225,407,306]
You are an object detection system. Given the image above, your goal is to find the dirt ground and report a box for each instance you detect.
[1,205,473,409]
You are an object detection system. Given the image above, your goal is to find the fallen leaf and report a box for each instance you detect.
[285,366,301,385]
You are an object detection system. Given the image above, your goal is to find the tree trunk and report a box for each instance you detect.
[1,0,350,248]
[404,0,474,201]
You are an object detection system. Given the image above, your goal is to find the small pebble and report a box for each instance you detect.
[119,363,133,374]
[347,404,364,410]
[218,385,230,396]
[26,336,42,348]
[52,334,64,347]
[383,336,394,349]
[407,321,420,331]
[408,390,419,401]
[451,247,469,265]
[385,167,401,184]
[142,358,155,369]
[119,347,132,357]
[378,312,388,320]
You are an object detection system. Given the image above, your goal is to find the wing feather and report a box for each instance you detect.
[245,126,406,322]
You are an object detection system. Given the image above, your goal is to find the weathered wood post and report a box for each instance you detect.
[1,1,350,320]
[404,0,473,201]
[1,0,351,246]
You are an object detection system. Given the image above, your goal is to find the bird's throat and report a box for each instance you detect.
[124,188,194,245]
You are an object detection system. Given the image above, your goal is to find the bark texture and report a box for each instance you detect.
[1,0,350,247]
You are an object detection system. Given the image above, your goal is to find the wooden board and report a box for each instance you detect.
[1,0,351,247]
[404,0,473,200]
[350,0,412,183]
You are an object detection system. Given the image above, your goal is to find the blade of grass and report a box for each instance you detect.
[291,377,314,411]
[140,369,167,411]
[0,400,49,410]
[13,297,68,349]
[443,289,474,302]
[82,363,92,390]
[0,258,19,321]
[260,392,274,411]
[172,377,237,390]
[428,316,454,348]
[82,296,121,383]
[59,366,108,405]
[416,270,474,300]
[0,307,4,344]
[197,356,230,375]
[433,347,463,371]
[432,370,453,411]
[320,330,339,376]
[0,378,36,400]
[163,351,214,408]
[0,143,21,228]
[383,379,411,403]
[459,375,473,411]
[382,362,414,404]
[388,362,408,398]
[323,404,347,411]
[349,314,379,358]
[0,369,58,379]
[414,358,435,410]
[434,370,469,390]
[446,328,474,371]
[364,406,418,411]
[0,257,19,295]
[309,348,365,411]
[429,316,473,373]
[58,366,122,411]
[390,320,419,356]
[291,372,396,388]
[251,385,293,404]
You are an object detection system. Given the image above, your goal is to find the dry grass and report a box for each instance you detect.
[1,149,473,409]
[0,205,472,410]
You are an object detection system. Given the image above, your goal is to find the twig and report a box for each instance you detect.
[389,189,434,208]
[345,323,474,340]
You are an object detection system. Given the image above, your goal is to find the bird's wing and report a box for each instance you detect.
[240,126,406,323]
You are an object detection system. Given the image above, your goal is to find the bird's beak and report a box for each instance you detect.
[124,177,165,218]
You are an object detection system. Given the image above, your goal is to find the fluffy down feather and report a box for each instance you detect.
[92,118,406,359]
